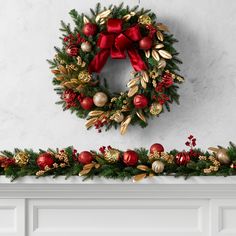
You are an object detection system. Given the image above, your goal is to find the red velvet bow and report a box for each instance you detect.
[88,19,147,73]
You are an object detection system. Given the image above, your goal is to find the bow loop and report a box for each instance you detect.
[89,18,147,73]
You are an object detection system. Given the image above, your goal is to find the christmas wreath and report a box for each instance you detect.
[48,3,184,134]
[1,136,236,181]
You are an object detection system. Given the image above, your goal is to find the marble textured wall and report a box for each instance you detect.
[0,0,236,151]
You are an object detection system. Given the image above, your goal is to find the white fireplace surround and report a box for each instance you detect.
[1,176,236,236]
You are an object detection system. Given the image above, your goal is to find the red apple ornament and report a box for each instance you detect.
[139,36,152,50]
[123,150,139,166]
[133,94,148,109]
[80,97,94,110]
[36,153,54,169]
[82,23,98,36]
[78,151,93,165]
[150,143,164,154]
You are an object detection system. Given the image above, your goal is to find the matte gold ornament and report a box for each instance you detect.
[208,147,231,164]
[150,102,163,115]
[14,151,29,167]
[81,41,92,52]
[138,15,152,25]
[93,92,108,107]
[152,160,165,173]
[104,149,120,163]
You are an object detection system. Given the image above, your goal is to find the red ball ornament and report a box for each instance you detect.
[123,150,139,166]
[78,151,93,165]
[133,94,148,109]
[150,143,164,154]
[139,36,152,50]
[66,44,78,57]
[82,23,98,36]
[80,97,94,110]
[36,153,54,169]
[175,152,191,165]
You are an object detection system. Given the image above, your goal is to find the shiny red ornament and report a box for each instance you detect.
[80,97,94,110]
[82,23,98,36]
[175,152,191,165]
[66,44,78,56]
[139,36,152,50]
[36,153,54,169]
[133,94,148,109]
[123,150,139,166]
[150,143,164,154]
[78,151,93,165]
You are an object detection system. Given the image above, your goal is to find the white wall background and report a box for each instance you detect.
[0,0,236,151]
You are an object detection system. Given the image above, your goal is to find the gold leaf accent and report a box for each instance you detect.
[158,59,167,69]
[88,110,104,117]
[120,115,132,135]
[175,76,184,82]
[133,173,147,182]
[141,78,147,89]
[158,50,172,59]
[85,118,97,129]
[62,81,77,89]
[142,71,149,83]
[151,50,160,61]
[97,9,111,19]
[79,168,92,176]
[95,15,100,23]
[99,19,105,25]
[83,16,90,23]
[145,50,150,58]
[137,165,149,171]
[58,65,67,74]
[83,163,95,170]
[127,78,139,88]
[55,76,64,81]
[51,70,60,74]
[136,111,147,123]
[157,23,169,32]
[128,85,138,97]
[154,43,164,49]
[122,14,131,21]
[156,31,164,41]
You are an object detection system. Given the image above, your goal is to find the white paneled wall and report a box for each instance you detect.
[1,177,236,236]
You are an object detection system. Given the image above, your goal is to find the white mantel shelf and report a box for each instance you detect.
[1,176,236,198]
[1,176,236,236]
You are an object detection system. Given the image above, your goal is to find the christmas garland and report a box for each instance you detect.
[1,136,236,181]
[48,3,184,134]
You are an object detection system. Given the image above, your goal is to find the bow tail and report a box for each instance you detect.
[127,48,147,72]
[88,49,110,73]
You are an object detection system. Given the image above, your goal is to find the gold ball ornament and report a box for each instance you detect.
[216,149,230,164]
[104,149,120,163]
[14,151,29,167]
[81,41,92,52]
[93,92,108,107]
[113,112,124,123]
[150,102,163,115]
[78,70,92,83]
[152,160,165,173]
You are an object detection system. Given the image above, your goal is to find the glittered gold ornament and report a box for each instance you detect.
[78,70,92,83]
[14,151,29,167]
[112,112,124,123]
[150,102,162,115]
[208,147,230,164]
[81,41,92,52]
[104,149,120,163]
[138,15,152,25]
[152,160,164,173]
[93,92,108,107]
